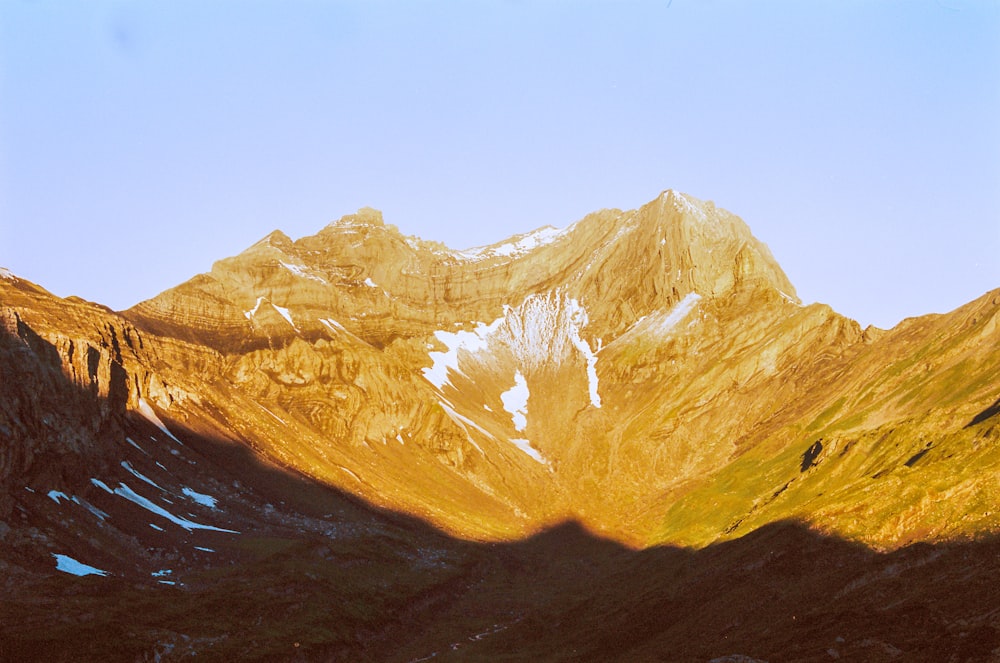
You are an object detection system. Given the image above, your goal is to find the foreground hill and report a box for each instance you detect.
[1,190,998,660]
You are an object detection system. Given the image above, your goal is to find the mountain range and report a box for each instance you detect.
[1,190,998,661]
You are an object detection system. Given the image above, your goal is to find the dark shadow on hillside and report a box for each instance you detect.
[2,321,1000,663]
[967,396,1000,428]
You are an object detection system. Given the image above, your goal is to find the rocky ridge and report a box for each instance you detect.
[117,189,1000,545]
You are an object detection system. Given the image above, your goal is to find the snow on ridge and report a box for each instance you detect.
[458,226,566,261]
[136,398,183,445]
[662,189,706,220]
[0,267,14,280]
[279,261,328,284]
[500,371,530,432]
[53,553,109,577]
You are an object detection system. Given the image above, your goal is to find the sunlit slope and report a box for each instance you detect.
[0,273,558,541]
[86,190,1000,545]
[649,288,1000,548]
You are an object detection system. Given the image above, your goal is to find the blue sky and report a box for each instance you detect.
[1,1,998,329]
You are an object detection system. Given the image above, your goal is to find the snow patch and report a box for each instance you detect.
[319,317,349,337]
[458,226,565,261]
[244,297,299,330]
[75,498,109,521]
[243,296,265,321]
[422,318,503,389]
[663,189,706,220]
[194,546,215,552]
[91,478,114,494]
[509,438,546,464]
[0,267,14,280]
[423,291,602,408]
[122,461,163,491]
[500,371,529,431]
[47,490,69,504]
[125,437,147,454]
[182,486,218,509]
[136,398,183,445]
[150,523,164,531]
[279,261,327,284]
[258,404,287,424]
[564,298,602,408]
[363,277,377,287]
[779,291,802,306]
[112,482,237,533]
[338,466,362,482]
[648,292,702,335]
[270,303,297,330]
[53,553,109,577]
[48,490,107,520]
[437,399,488,452]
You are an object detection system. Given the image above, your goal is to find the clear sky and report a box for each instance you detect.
[1,1,998,329]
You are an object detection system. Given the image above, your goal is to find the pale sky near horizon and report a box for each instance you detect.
[1,1,998,329]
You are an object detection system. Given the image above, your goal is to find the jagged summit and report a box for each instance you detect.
[321,206,386,230]
[125,190,798,352]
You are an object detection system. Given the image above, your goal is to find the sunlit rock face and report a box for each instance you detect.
[2,189,998,545]
[105,190,999,545]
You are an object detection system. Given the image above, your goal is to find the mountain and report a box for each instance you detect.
[1,191,998,661]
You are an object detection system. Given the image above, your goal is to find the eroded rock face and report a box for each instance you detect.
[4,190,999,547]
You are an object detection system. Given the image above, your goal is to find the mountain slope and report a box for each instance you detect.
[119,190,999,545]
[1,189,998,659]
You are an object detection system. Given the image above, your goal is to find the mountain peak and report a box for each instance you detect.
[254,229,293,247]
[324,207,385,230]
